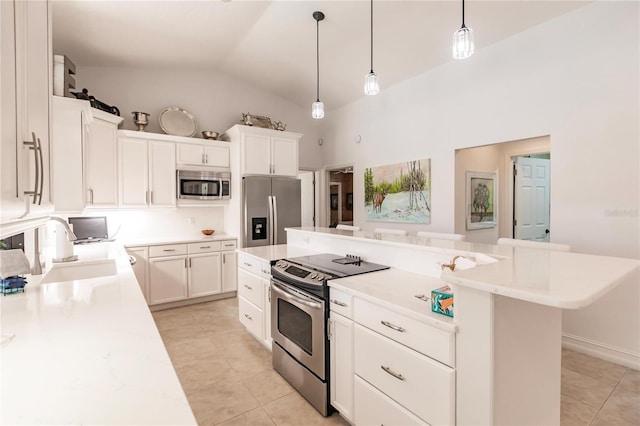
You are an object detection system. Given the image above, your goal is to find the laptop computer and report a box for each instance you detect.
[68,216,110,244]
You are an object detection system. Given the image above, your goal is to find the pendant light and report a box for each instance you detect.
[312,11,325,119]
[452,0,474,59]
[364,0,379,95]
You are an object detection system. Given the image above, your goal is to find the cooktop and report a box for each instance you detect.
[285,253,389,278]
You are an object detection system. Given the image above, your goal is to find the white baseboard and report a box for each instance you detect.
[562,333,640,370]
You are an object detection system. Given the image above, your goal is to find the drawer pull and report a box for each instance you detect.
[381,320,405,333]
[163,249,176,252]
[244,313,253,320]
[244,262,252,267]
[381,365,405,381]
[200,246,211,249]
[244,284,252,290]
[330,299,348,307]
[261,268,269,274]
[224,243,235,247]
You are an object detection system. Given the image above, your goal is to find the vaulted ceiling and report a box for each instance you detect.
[52,1,588,111]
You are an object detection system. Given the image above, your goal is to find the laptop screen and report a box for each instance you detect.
[68,216,109,242]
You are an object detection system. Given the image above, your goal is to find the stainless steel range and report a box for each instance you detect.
[270,253,389,416]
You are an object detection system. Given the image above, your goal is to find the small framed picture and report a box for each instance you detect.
[330,194,338,210]
[466,171,497,230]
[346,193,353,210]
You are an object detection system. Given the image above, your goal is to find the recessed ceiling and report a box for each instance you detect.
[52,1,589,111]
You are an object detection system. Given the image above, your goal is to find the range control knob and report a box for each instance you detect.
[310,273,318,279]
[276,261,287,268]
[316,274,325,281]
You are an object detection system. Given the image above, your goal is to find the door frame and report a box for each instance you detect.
[322,164,354,228]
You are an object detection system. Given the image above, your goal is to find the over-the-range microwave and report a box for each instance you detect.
[177,170,231,200]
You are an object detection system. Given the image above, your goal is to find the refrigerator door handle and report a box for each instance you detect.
[272,195,278,245]
[268,195,275,245]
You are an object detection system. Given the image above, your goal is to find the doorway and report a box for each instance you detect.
[326,166,354,228]
[512,154,551,241]
[298,170,318,227]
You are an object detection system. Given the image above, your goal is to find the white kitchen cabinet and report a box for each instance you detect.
[177,143,230,168]
[119,135,175,208]
[224,124,301,177]
[1,0,54,223]
[188,252,222,297]
[127,246,148,302]
[329,311,354,424]
[221,248,238,292]
[52,97,123,212]
[149,254,188,305]
[237,251,272,348]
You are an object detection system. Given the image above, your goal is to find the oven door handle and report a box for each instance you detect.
[271,282,322,310]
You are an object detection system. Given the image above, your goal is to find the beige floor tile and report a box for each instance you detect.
[176,357,237,394]
[561,368,615,408]
[561,349,627,387]
[166,336,224,368]
[560,395,598,425]
[263,392,347,426]
[618,369,640,393]
[188,377,260,425]
[596,382,640,425]
[591,410,636,426]
[159,325,210,346]
[242,368,295,405]
[216,407,276,426]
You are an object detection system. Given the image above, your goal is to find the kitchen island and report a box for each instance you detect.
[285,227,639,425]
[0,243,196,425]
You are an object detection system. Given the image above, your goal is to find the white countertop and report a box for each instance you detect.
[236,244,320,262]
[0,243,196,425]
[329,269,455,333]
[121,232,237,247]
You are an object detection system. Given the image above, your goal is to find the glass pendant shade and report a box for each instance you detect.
[312,100,324,119]
[364,71,379,96]
[453,26,474,59]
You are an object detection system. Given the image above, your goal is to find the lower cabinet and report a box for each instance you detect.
[237,252,272,349]
[329,285,456,426]
[133,239,236,307]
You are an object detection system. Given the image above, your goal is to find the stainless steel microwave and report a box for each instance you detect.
[177,170,231,200]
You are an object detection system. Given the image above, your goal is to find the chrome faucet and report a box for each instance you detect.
[48,216,78,242]
[31,217,79,275]
[440,256,461,271]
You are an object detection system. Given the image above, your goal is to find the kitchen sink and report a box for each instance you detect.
[39,259,117,284]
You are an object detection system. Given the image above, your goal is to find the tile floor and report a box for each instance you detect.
[153,297,639,426]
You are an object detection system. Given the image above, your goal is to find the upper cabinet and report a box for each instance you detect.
[1,0,54,224]
[224,125,301,177]
[177,143,229,169]
[52,97,123,212]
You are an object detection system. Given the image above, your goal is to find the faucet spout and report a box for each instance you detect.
[48,216,78,241]
[441,255,462,272]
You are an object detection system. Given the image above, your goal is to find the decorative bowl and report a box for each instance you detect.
[202,131,219,140]
[201,229,215,236]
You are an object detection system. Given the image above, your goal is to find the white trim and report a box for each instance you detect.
[562,332,640,370]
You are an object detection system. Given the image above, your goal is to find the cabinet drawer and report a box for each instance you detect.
[354,375,426,426]
[238,268,264,308]
[238,253,268,277]
[354,324,455,426]
[221,239,237,250]
[188,241,222,254]
[149,244,187,258]
[239,296,264,340]
[354,297,454,367]
[329,287,353,319]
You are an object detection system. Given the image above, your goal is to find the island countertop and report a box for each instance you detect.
[0,243,196,425]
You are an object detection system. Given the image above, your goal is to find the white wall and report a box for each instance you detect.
[74,66,322,170]
[320,3,640,366]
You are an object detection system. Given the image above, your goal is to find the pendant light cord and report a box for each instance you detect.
[370,0,374,73]
[461,0,466,28]
[316,18,320,102]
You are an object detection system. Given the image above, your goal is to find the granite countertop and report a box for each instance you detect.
[0,243,196,425]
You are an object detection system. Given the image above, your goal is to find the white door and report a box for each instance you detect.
[148,141,175,207]
[176,144,203,166]
[119,137,149,207]
[514,157,550,241]
[188,252,221,298]
[86,119,119,206]
[148,255,188,305]
[204,145,230,168]
[298,171,315,227]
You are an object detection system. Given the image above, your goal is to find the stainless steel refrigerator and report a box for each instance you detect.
[242,176,301,247]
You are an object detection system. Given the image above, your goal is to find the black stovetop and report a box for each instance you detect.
[285,253,389,278]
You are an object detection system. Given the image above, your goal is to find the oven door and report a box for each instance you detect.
[271,278,326,379]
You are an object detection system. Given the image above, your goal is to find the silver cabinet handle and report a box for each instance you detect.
[200,246,211,249]
[201,153,205,164]
[23,132,40,204]
[205,153,209,164]
[88,188,94,205]
[244,313,252,320]
[243,262,252,267]
[331,299,348,307]
[163,249,176,252]
[150,190,153,204]
[35,135,43,205]
[381,320,405,333]
[261,268,269,274]
[188,258,192,268]
[223,254,226,264]
[184,258,188,268]
[268,286,271,302]
[381,365,405,381]
[243,284,252,290]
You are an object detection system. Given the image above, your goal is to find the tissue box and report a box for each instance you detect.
[431,285,454,317]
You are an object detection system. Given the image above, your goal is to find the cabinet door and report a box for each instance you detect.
[119,137,148,207]
[176,143,203,166]
[242,134,270,175]
[148,140,175,206]
[148,255,188,305]
[188,252,221,298]
[204,145,230,168]
[17,0,53,214]
[0,0,25,222]
[221,251,237,292]
[127,246,148,302]
[86,118,118,206]
[330,312,354,423]
[271,136,298,177]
